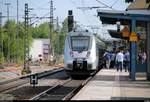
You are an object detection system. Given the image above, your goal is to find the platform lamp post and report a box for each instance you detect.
[116,21,122,50]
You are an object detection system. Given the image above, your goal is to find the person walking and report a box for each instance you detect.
[137,51,142,63]
[124,49,130,72]
[115,50,124,72]
[103,51,111,69]
[110,51,116,68]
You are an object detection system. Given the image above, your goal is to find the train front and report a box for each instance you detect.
[64,31,97,78]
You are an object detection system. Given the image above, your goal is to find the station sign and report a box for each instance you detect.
[122,26,130,37]
[129,32,138,42]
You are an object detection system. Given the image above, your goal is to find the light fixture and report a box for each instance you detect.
[116,21,121,32]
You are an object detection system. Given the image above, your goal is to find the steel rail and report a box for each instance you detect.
[30,78,72,100]
[0,68,64,93]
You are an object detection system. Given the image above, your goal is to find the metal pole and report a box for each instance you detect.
[0,12,3,63]
[22,3,31,75]
[147,21,150,80]
[5,3,11,63]
[130,19,137,81]
[56,16,59,56]
[16,0,19,63]
[56,16,59,63]
[49,0,54,65]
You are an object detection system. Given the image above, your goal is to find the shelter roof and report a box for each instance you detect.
[97,9,150,25]
[127,0,150,10]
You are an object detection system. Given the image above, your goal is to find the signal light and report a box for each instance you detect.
[68,15,74,32]
[68,10,74,32]
[125,0,134,3]
[68,10,72,16]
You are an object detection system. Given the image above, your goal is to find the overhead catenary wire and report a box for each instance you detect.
[79,0,103,32]
[30,1,56,26]
[95,0,116,10]
[78,0,118,37]
[1,0,51,24]
[69,0,101,31]
[110,0,119,8]
[30,12,50,26]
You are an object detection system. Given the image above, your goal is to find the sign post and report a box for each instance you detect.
[130,19,137,81]
[30,74,38,87]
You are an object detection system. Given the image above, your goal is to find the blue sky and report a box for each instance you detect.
[0,0,129,25]
[0,0,129,39]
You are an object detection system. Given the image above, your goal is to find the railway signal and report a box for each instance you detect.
[125,0,134,3]
[68,10,74,32]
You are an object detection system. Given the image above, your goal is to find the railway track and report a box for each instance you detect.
[29,70,99,101]
[0,67,64,93]
[0,67,100,100]
[29,76,93,100]
[0,68,69,100]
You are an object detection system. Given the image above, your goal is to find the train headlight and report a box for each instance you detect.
[70,51,74,57]
[86,51,91,58]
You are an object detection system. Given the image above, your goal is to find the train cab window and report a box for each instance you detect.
[71,36,90,51]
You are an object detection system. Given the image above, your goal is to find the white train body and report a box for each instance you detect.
[64,30,106,76]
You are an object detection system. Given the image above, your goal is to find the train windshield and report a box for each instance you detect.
[71,36,90,51]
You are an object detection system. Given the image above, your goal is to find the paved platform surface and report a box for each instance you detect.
[72,69,150,100]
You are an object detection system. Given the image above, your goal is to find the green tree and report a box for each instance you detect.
[31,22,49,38]
[58,18,68,55]
[0,24,4,64]
[1,20,33,64]
[0,18,69,64]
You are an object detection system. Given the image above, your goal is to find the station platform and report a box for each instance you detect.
[72,69,150,100]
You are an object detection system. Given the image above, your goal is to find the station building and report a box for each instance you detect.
[29,39,50,63]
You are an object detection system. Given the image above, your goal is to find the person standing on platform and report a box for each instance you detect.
[115,50,124,72]
[141,51,146,64]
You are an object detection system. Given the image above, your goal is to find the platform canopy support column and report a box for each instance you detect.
[130,19,137,81]
[147,21,150,80]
